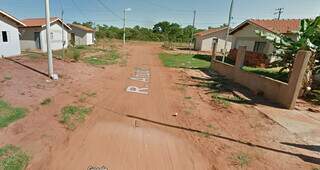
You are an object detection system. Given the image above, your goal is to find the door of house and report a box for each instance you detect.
[71,33,75,46]
[34,32,41,49]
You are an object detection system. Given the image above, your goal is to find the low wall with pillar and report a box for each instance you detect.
[212,46,311,109]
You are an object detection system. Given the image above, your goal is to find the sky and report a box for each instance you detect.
[1,0,320,29]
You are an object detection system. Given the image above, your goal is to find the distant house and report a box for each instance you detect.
[68,24,95,46]
[0,10,26,57]
[230,19,301,65]
[19,17,71,52]
[194,27,232,53]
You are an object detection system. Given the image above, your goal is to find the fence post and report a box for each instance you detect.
[211,39,218,69]
[284,50,312,109]
[235,46,246,68]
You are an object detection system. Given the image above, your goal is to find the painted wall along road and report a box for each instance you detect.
[126,67,150,95]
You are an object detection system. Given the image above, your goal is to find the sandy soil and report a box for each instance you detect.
[0,41,319,170]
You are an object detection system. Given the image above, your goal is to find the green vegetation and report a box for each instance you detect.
[242,66,289,82]
[231,152,250,168]
[83,50,119,66]
[305,90,320,105]
[0,145,29,170]
[40,98,52,106]
[159,53,211,69]
[59,105,92,130]
[184,96,192,100]
[0,100,27,128]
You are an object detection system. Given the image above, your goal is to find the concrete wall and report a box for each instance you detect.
[0,15,21,57]
[40,23,68,52]
[195,29,232,52]
[20,22,68,52]
[20,27,42,50]
[69,26,94,46]
[212,47,311,109]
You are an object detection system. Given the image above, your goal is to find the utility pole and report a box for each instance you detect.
[45,0,54,79]
[61,9,65,59]
[222,0,234,62]
[189,10,196,53]
[123,8,131,45]
[123,9,126,45]
[274,8,284,20]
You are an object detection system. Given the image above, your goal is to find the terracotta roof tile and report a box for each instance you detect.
[21,17,59,27]
[195,27,228,37]
[0,10,26,26]
[249,19,301,34]
[69,24,95,32]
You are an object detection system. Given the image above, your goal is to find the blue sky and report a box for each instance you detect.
[1,0,320,29]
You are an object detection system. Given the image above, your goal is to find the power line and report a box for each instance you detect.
[95,0,122,19]
[71,0,90,21]
[274,8,284,20]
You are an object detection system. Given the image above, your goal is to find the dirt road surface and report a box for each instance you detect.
[0,41,319,170]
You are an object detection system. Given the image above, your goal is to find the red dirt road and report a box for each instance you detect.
[0,42,319,170]
[45,43,210,170]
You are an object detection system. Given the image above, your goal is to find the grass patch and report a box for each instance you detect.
[159,53,211,69]
[40,98,52,106]
[184,96,192,100]
[0,145,29,170]
[242,66,289,83]
[231,152,250,168]
[59,105,92,130]
[0,100,27,128]
[83,50,119,66]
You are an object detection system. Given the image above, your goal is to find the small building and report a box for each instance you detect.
[0,10,26,57]
[68,24,95,46]
[194,27,232,53]
[19,17,71,52]
[230,19,300,65]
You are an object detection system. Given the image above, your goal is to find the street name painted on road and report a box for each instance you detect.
[126,67,150,95]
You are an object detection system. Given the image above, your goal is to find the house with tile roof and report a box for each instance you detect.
[19,17,71,52]
[229,19,301,65]
[0,10,26,57]
[68,24,95,46]
[194,27,232,53]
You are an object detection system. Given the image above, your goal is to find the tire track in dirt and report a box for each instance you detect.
[46,43,210,170]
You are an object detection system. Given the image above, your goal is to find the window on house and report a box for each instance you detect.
[253,42,266,53]
[2,31,8,42]
[50,32,54,40]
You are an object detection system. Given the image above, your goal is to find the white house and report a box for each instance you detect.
[194,27,232,53]
[0,10,26,57]
[19,17,71,52]
[230,19,301,63]
[68,24,95,46]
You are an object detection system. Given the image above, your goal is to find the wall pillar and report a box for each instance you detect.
[235,46,246,69]
[284,50,312,109]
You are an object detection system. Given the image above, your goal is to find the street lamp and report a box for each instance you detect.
[123,8,131,45]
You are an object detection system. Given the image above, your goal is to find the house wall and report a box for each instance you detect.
[195,29,233,52]
[0,16,21,57]
[40,23,68,52]
[232,24,274,54]
[20,27,42,50]
[86,32,94,45]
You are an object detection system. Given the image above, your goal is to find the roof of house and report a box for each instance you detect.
[0,10,26,26]
[68,24,95,32]
[21,17,72,30]
[230,19,301,35]
[195,27,228,37]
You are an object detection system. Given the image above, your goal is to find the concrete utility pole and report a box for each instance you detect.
[61,9,65,59]
[123,8,131,45]
[45,0,54,78]
[222,0,234,62]
[189,10,196,53]
[274,8,284,20]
